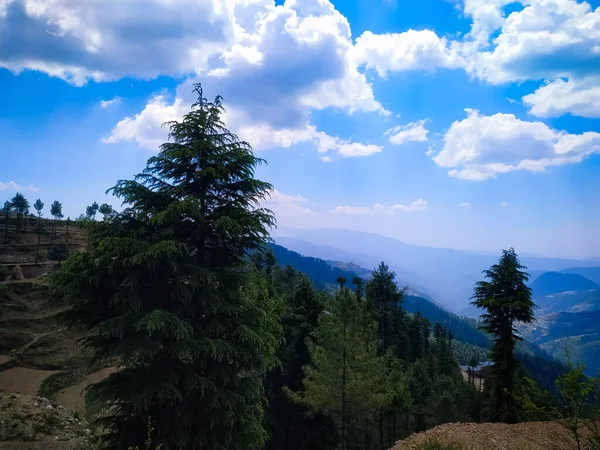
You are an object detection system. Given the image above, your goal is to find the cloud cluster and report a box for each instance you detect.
[433,109,600,180]
[98,0,385,156]
[329,199,427,215]
[0,180,39,192]
[386,120,429,146]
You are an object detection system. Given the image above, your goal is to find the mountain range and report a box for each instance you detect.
[273,228,599,312]
[272,228,600,377]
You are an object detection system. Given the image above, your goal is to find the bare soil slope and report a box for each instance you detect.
[391,421,589,450]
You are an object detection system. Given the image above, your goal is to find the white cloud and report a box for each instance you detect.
[103,95,185,150]
[460,202,469,207]
[354,30,463,77]
[425,147,436,156]
[263,189,315,220]
[320,155,333,162]
[0,180,39,192]
[100,0,386,157]
[523,77,600,118]
[329,199,427,215]
[500,201,508,207]
[0,0,237,84]
[434,108,600,180]
[100,97,121,108]
[466,0,600,85]
[506,97,519,105]
[386,120,429,146]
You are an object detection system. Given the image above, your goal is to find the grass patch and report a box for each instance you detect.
[38,370,77,401]
[415,438,465,450]
[0,264,10,281]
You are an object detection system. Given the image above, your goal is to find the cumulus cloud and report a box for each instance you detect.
[0,0,240,85]
[329,199,427,215]
[434,108,600,180]
[523,77,600,118]
[354,30,463,77]
[99,0,385,157]
[466,0,600,85]
[0,180,39,192]
[386,120,429,146]
[100,97,121,108]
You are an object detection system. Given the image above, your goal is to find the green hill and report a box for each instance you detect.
[529,271,599,297]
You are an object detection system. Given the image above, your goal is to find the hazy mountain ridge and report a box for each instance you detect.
[275,228,598,312]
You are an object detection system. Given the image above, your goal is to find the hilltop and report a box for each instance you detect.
[391,421,589,450]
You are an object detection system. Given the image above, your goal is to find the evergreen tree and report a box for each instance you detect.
[3,200,10,244]
[290,288,389,450]
[86,201,99,220]
[366,262,404,352]
[52,84,282,450]
[34,198,44,221]
[10,193,29,240]
[50,200,63,241]
[352,276,364,301]
[265,274,336,450]
[99,203,114,219]
[471,248,536,423]
[65,217,71,245]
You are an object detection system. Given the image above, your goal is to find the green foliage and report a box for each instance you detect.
[52,84,281,450]
[50,200,63,220]
[10,192,29,237]
[86,201,99,220]
[38,371,77,401]
[517,376,560,421]
[555,352,600,450]
[0,264,9,281]
[34,199,44,218]
[3,200,10,243]
[47,240,69,261]
[288,287,391,450]
[471,248,536,423]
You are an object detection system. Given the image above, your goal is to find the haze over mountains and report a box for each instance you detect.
[273,228,600,313]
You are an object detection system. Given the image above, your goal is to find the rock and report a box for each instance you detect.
[10,265,24,281]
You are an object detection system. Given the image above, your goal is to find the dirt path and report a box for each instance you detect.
[0,367,58,396]
[0,355,13,366]
[391,421,588,450]
[56,366,118,415]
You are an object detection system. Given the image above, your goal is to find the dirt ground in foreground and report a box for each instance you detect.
[391,421,591,450]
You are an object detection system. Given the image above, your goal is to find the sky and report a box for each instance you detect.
[1,0,599,258]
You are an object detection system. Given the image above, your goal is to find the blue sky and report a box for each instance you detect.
[1,0,599,258]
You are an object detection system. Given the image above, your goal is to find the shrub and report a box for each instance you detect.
[0,264,10,281]
[47,241,69,262]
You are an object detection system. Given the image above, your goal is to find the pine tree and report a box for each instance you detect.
[471,248,536,423]
[34,199,44,221]
[10,193,29,240]
[86,201,99,220]
[289,288,389,450]
[50,200,63,241]
[366,262,404,352]
[265,275,335,450]
[3,201,10,244]
[52,84,282,450]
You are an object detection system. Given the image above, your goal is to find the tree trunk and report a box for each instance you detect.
[35,232,41,265]
[3,211,8,244]
[341,325,347,450]
[379,413,384,450]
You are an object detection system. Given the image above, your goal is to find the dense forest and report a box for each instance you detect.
[3,85,599,450]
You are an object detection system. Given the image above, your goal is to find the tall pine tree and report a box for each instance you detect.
[52,84,282,450]
[471,248,536,423]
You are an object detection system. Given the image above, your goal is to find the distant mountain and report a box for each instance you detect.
[559,267,600,285]
[519,310,600,376]
[271,240,567,391]
[275,228,596,311]
[536,289,600,314]
[268,243,361,291]
[529,271,600,298]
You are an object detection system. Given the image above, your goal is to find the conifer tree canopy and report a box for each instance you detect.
[52,83,282,450]
[471,248,536,424]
